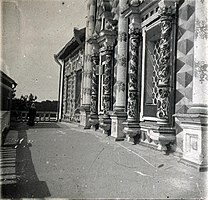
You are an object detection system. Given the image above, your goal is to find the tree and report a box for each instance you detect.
[12,93,38,111]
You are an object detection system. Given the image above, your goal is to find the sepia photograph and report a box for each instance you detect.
[0,0,208,199]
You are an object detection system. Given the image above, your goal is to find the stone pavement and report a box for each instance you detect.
[0,122,207,199]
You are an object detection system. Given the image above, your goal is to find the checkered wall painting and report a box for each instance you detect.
[175,0,195,114]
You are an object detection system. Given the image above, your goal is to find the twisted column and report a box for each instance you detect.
[127,20,140,122]
[103,52,112,116]
[90,52,99,115]
[123,14,141,143]
[156,4,174,124]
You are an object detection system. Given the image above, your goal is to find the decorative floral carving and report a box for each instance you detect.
[129,38,139,89]
[90,95,97,114]
[117,81,125,92]
[127,23,140,120]
[103,95,111,114]
[158,20,172,85]
[83,88,91,95]
[127,92,137,118]
[158,6,173,18]
[156,88,170,119]
[103,55,112,95]
[90,54,99,114]
[83,70,92,78]
[103,54,112,114]
[195,60,208,83]
[195,18,208,40]
[119,55,127,67]
[118,32,127,42]
[129,24,140,37]
[156,7,173,120]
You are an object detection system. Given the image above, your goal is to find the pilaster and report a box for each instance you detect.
[80,0,96,128]
[111,0,128,140]
[175,0,208,171]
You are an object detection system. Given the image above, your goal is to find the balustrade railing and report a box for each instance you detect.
[11,111,58,122]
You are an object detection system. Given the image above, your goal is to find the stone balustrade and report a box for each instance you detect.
[11,111,58,122]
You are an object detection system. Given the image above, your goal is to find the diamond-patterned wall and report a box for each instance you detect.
[175,0,195,114]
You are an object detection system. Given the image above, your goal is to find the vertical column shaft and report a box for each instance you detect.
[90,50,99,115]
[83,0,96,106]
[103,50,113,116]
[192,0,208,105]
[114,0,128,111]
[127,15,140,122]
[156,3,174,123]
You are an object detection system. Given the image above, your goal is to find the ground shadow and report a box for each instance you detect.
[29,122,61,129]
[1,123,51,198]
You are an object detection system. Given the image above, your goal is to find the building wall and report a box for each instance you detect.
[175,0,195,153]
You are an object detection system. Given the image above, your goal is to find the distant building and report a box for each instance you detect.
[54,28,85,122]
[0,70,17,138]
[55,0,208,171]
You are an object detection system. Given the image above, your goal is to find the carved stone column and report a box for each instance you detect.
[123,14,140,143]
[99,44,114,135]
[151,0,178,151]
[156,3,174,124]
[89,42,99,129]
[80,0,96,128]
[111,0,128,141]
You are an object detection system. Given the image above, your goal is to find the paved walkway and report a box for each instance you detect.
[0,122,207,199]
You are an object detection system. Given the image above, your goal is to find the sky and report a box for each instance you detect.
[1,0,87,101]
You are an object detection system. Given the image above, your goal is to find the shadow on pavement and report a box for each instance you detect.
[11,122,61,129]
[1,123,51,198]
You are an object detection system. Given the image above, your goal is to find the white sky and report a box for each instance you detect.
[1,0,87,101]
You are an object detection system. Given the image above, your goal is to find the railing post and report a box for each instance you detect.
[48,112,51,122]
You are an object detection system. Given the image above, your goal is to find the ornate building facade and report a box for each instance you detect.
[55,0,208,171]
[54,28,85,123]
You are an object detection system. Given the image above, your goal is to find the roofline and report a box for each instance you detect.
[0,70,17,86]
[55,27,85,61]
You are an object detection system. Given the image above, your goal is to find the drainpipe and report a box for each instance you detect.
[54,54,64,121]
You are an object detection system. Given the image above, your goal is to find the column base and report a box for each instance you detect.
[89,113,99,130]
[123,121,140,144]
[150,126,176,151]
[175,109,208,171]
[79,105,91,129]
[110,111,127,141]
[99,114,111,136]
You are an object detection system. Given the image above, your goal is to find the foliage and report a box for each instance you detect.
[12,93,37,111]
[12,93,58,112]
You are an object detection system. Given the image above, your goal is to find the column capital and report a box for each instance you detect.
[158,0,179,16]
[129,14,141,36]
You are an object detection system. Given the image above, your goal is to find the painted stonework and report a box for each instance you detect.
[194,60,208,83]
[175,0,195,114]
